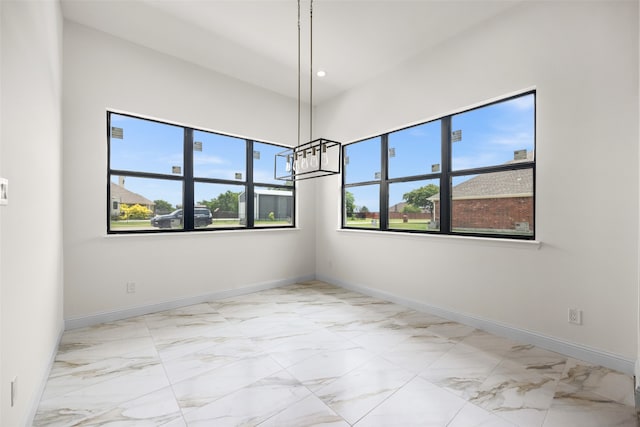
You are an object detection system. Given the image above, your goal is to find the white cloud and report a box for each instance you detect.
[254,170,277,183]
[505,94,534,111]
[194,155,226,165]
[452,152,501,170]
[490,131,534,148]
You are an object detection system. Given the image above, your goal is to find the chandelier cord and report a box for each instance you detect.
[309,0,313,143]
[297,0,301,148]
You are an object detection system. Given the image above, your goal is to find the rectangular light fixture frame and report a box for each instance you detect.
[275,138,341,181]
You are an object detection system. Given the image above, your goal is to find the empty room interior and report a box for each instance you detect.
[1,0,640,426]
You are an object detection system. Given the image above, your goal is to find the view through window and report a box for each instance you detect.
[343,92,535,239]
[108,113,294,233]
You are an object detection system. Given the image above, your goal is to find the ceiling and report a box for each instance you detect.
[61,0,522,105]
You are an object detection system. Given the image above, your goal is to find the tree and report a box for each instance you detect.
[200,190,240,215]
[357,205,370,219]
[402,204,422,214]
[403,184,439,212]
[345,191,355,218]
[153,199,173,214]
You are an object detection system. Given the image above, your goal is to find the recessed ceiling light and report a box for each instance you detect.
[316,70,326,78]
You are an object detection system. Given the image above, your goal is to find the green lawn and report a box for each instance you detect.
[388,219,431,231]
[344,219,380,229]
[110,219,292,230]
[345,218,434,231]
[208,219,241,227]
[254,220,292,226]
[110,220,154,230]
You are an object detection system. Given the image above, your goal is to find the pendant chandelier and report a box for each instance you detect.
[274,0,341,181]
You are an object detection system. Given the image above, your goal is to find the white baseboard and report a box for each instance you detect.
[64,275,315,330]
[317,274,635,376]
[26,319,64,426]
[63,272,634,376]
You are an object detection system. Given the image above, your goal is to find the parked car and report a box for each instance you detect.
[150,208,213,229]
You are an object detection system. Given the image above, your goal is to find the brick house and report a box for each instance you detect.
[430,167,534,233]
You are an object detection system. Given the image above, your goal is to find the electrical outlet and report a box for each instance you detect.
[10,377,17,407]
[568,308,582,325]
[126,282,136,293]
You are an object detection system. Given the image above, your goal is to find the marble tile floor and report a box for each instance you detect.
[34,281,637,427]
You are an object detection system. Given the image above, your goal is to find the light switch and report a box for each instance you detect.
[0,177,7,205]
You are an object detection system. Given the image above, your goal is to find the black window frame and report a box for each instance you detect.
[342,91,536,240]
[107,111,295,234]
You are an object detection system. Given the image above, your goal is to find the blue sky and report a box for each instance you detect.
[344,93,535,211]
[110,115,286,207]
[451,93,534,171]
[110,93,534,210]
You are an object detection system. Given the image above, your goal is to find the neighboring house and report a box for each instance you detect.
[389,202,407,213]
[388,201,430,220]
[110,181,155,218]
[430,154,534,232]
[238,189,293,223]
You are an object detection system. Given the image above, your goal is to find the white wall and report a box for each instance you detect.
[637,0,640,394]
[1,1,64,425]
[1,3,4,422]
[63,22,316,321]
[316,1,639,365]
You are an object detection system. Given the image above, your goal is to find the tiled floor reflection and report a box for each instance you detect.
[34,281,637,426]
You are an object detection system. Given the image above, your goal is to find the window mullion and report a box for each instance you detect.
[380,134,389,230]
[440,116,451,233]
[183,128,194,230]
[246,140,255,228]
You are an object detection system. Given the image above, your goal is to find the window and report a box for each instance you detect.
[342,91,535,239]
[108,112,294,233]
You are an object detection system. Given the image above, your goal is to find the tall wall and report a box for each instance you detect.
[0,1,64,425]
[63,22,316,322]
[316,1,639,367]
[637,0,640,398]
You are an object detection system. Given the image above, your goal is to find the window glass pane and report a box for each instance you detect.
[451,168,534,236]
[195,182,245,228]
[110,175,182,231]
[110,114,184,176]
[451,93,535,171]
[254,186,294,227]
[193,130,246,181]
[254,141,287,185]
[344,137,381,184]
[344,184,380,229]
[388,121,441,179]
[388,179,440,231]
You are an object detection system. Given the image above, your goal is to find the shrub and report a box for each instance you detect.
[119,203,153,220]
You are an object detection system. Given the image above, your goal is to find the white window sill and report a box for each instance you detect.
[337,228,541,250]
[104,227,301,238]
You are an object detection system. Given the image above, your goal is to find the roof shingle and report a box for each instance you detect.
[110,183,154,206]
